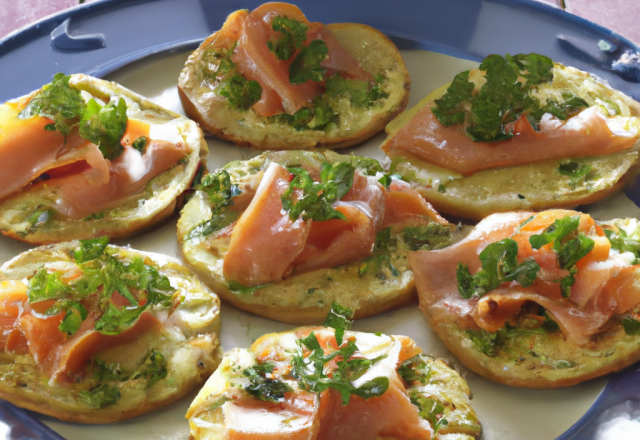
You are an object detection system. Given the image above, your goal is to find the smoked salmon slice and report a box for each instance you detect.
[410,210,640,346]
[222,160,450,287]
[382,104,639,176]
[215,2,373,116]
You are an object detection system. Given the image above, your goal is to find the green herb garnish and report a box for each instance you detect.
[409,393,449,433]
[281,162,355,222]
[218,74,263,111]
[323,302,354,345]
[605,228,640,264]
[79,97,128,160]
[244,362,292,402]
[289,39,328,85]
[432,53,588,142]
[291,334,388,405]
[267,15,309,61]
[457,238,540,299]
[18,73,86,142]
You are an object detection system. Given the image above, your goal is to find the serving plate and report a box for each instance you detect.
[1,0,640,439]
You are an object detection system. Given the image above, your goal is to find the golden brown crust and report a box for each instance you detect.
[178,22,410,150]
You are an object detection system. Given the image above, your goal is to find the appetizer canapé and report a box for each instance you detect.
[0,73,207,244]
[411,209,640,388]
[187,304,482,440]
[382,54,640,219]
[177,150,453,323]
[178,2,410,150]
[0,238,222,423]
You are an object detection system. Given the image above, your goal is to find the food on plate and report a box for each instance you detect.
[381,53,640,220]
[178,2,410,150]
[177,150,453,324]
[411,209,640,388]
[0,238,222,423]
[0,73,207,244]
[186,303,482,439]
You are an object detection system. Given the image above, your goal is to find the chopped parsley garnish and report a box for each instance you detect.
[397,354,432,384]
[79,97,128,159]
[325,74,389,108]
[622,316,640,336]
[323,302,354,345]
[529,215,594,298]
[558,161,592,179]
[82,349,168,407]
[27,237,176,336]
[605,228,640,264]
[227,280,271,294]
[18,73,132,160]
[45,300,88,336]
[218,74,263,111]
[291,334,389,405]
[267,15,309,61]
[432,53,588,142]
[132,136,147,154]
[289,39,328,85]
[190,170,242,238]
[243,362,292,402]
[18,73,86,142]
[409,393,449,433]
[80,384,120,408]
[402,224,452,251]
[456,238,540,299]
[281,162,355,222]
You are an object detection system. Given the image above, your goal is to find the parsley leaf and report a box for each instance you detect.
[74,236,110,263]
[605,228,640,263]
[132,136,147,154]
[457,238,540,299]
[244,362,292,402]
[557,161,592,179]
[529,216,580,251]
[94,303,148,335]
[397,354,432,384]
[190,170,242,238]
[289,39,328,85]
[18,73,86,141]
[292,334,388,405]
[29,238,176,337]
[323,302,354,345]
[402,224,452,251]
[79,98,128,160]
[80,384,120,408]
[529,215,594,298]
[432,53,587,142]
[409,393,449,433]
[267,15,309,61]
[130,349,168,387]
[465,328,499,357]
[622,316,640,335]
[325,75,389,107]
[431,70,474,127]
[45,300,88,336]
[281,162,355,222]
[218,74,263,111]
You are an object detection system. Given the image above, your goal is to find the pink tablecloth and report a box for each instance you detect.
[0,0,639,46]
